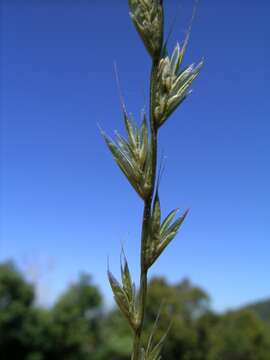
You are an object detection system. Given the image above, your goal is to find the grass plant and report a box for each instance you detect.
[102,1,203,359]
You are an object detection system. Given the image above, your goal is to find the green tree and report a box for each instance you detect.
[20,307,56,360]
[195,311,220,359]
[95,309,132,360]
[208,310,270,360]
[144,277,210,360]
[96,276,211,360]
[0,261,35,359]
[51,273,102,360]
[0,261,55,359]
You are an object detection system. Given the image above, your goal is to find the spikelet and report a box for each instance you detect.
[129,0,164,59]
[144,191,189,269]
[108,254,138,331]
[154,37,203,127]
[102,110,152,200]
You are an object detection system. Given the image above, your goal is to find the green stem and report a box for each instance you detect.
[132,60,159,360]
[132,203,150,360]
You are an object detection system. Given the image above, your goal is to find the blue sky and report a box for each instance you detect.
[1,0,269,311]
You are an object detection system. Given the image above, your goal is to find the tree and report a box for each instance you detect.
[0,261,35,359]
[1,259,270,359]
[144,277,210,360]
[0,261,57,360]
[51,273,102,360]
[96,277,211,360]
[208,310,270,360]
[95,309,132,360]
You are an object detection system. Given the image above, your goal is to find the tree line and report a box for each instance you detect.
[0,261,270,359]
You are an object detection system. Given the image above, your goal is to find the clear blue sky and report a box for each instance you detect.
[1,0,269,311]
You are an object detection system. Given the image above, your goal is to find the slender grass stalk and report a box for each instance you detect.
[102,1,203,359]
[132,60,159,360]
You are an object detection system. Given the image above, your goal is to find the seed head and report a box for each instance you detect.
[129,0,164,59]
[154,41,203,127]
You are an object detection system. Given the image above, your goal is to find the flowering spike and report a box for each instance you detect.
[129,0,164,59]
[154,41,203,128]
[101,111,152,200]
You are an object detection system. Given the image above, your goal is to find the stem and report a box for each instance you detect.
[132,60,159,360]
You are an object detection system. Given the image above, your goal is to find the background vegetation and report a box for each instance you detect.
[1,261,270,360]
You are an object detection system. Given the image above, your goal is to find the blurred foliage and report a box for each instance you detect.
[244,299,270,324]
[50,273,102,359]
[207,310,270,360]
[0,261,270,359]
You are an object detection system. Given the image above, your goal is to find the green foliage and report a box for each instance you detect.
[141,310,169,360]
[51,273,102,359]
[143,277,211,360]
[0,261,35,359]
[243,299,270,323]
[207,310,270,360]
[1,261,270,359]
[0,264,105,359]
[95,309,133,360]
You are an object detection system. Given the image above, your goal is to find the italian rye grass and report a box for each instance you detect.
[102,1,203,359]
